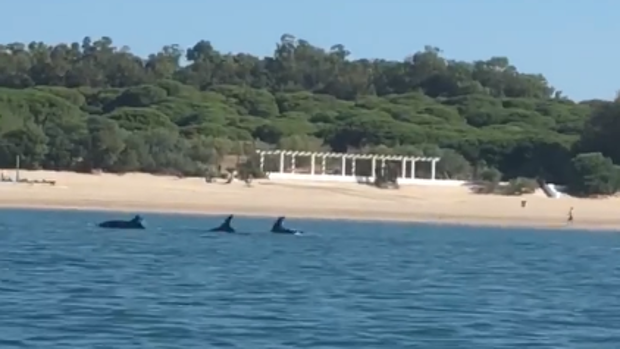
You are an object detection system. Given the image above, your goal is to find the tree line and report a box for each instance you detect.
[0,34,618,196]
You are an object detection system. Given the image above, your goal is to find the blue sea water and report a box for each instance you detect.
[0,209,620,348]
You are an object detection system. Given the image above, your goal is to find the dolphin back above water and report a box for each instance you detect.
[98,215,145,229]
[209,215,235,233]
[271,216,302,235]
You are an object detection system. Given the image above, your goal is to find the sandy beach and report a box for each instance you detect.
[0,169,619,231]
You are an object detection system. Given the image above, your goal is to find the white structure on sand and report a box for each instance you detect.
[256,149,463,186]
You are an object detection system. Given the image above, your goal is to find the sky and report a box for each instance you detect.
[2,0,618,101]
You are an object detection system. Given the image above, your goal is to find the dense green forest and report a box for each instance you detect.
[0,34,619,195]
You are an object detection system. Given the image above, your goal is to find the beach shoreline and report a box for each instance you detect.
[0,200,615,232]
[0,169,619,232]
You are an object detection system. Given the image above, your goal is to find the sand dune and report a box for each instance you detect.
[0,169,619,231]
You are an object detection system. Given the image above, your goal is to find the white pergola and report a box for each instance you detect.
[256,150,441,180]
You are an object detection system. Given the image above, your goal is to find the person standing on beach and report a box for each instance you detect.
[567,207,574,225]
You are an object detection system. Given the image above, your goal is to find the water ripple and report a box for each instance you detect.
[0,209,619,348]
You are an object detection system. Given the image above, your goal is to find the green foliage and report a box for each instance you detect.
[237,154,266,180]
[503,177,539,196]
[480,167,502,183]
[472,167,503,194]
[436,149,472,180]
[0,34,616,194]
[567,153,620,196]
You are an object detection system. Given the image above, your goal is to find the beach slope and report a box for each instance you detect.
[0,170,619,230]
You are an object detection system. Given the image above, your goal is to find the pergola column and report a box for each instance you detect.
[291,153,296,173]
[411,160,416,179]
[401,158,406,178]
[341,156,346,176]
[259,152,265,172]
[321,156,326,174]
[431,159,437,180]
[371,156,377,177]
[351,158,356,176]
[279,152,284,173]
[310,154,316,175]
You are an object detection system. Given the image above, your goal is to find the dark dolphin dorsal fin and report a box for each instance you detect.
[210,215,235,232]
[272,216,285,231]
[221,215,234,229]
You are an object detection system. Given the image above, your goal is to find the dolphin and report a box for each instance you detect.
[270,216,302,235]
[209,215,236,233]
[98,215,145,230]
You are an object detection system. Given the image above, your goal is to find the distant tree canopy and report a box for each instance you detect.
[0,34,619,195]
